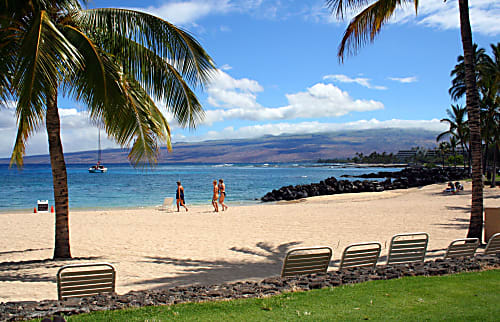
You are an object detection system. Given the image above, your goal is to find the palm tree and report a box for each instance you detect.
[436,104,469,169]
[0,0,215,258]
[438,141,451,167]
[326,0,484,239]
[451,43,500,187]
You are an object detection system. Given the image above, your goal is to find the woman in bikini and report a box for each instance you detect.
[176,181,188,212]
[218,179,228,211]
[212,180,219,212]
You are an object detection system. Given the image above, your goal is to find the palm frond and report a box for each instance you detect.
[9,10,82,167]
[326,0,370,19]
[99,33,205,128]
[60,24,116,112]
[333,0,417,62]
[103,74,170,167]
[75,8,215,88]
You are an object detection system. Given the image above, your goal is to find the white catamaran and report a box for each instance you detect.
[88,129,107,173]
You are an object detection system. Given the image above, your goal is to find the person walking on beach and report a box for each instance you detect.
[218,179,228,211]
[212,180,219,212]
[176,181,188,212]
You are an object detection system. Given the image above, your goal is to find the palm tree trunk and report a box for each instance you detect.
[46,90,72,259]
[492,145,497,188]
[459,0,483,240]
[483,143,488,175]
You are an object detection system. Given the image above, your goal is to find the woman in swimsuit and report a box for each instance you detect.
[212,180,219,212]
[176,181,188,212]
[218,179,228,211]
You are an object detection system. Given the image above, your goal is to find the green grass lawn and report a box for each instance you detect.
[49,269,500,321]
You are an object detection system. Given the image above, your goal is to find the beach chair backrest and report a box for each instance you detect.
[157,197,174,211]
[445,238,479,259]
[387,232,429,265]
[281,246,332,278]
[339,242,381,270]
[57,263,116,300]
[484,233,500,256]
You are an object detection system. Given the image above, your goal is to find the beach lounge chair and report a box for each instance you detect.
[156,197,174,212]
[444,238,479,259]
[387,232,429,265]
[281,246,332,278]
[57,263,116,300]
[484,232,500,256]
[339,242,381,270]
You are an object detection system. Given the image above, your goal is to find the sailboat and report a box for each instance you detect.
[88,129,107,173]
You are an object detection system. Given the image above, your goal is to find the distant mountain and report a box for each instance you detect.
[0,128,440,164]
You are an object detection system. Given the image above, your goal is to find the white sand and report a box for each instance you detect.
[1,182,499,302]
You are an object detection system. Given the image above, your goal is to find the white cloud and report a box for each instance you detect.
[204,71,384,125]
[389,0,500,35]
[206,69,263,109]
[310,0,500,36]
[219,64,232,70]
[324,74,387,90]
[388,76,418,84]
[178,118,448,142]
[130,0,232,25]
[0,107,120,158]
[126,0,282,26]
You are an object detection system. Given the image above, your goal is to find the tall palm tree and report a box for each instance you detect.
[451,43,500,187]
[0,0,215,258]
[327,0,484,239]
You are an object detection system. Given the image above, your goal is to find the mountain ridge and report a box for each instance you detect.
[0,128,440,164]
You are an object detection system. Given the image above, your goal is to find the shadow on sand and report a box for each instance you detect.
[133,241,303,289]
[433,217,470,230]
[131,240,451,290]
[0,256,101,283]
[445,205,470,213]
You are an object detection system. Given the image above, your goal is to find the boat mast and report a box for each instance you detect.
[98,128,101,163]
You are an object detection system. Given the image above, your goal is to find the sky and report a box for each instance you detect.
[0,0,499,157]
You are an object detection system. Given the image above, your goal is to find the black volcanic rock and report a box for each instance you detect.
[261,167,468,202]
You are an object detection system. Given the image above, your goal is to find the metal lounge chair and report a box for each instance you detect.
[339,242,382,270]
[484,232,500,256]
[444,238,479,259]
[156,197,174,212]
[57,263,116,300]
[281,246,332,278]
[387,232,429,265]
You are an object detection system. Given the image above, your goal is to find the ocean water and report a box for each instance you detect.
[0,163,401,211]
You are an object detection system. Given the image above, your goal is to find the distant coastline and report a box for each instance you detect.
[0,128,440,165]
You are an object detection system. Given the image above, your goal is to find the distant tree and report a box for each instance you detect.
[436,104,469,169]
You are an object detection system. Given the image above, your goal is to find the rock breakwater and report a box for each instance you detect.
[261,167,468,202]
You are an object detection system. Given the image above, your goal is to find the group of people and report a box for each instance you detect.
[175,179,228,212]
[212,179,228,212]
[444,181,464,194]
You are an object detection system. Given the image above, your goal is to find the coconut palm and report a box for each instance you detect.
[436,104,469,169]
[0,0,215,258]
[451,43,500,186]
[326,0,484,239]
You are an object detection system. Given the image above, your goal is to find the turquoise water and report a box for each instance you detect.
[0,163,401,211]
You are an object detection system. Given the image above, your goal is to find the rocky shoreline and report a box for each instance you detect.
[1,254,498,321]
[261,167,468,202]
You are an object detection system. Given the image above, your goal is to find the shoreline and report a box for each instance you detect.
[1,182,499,302]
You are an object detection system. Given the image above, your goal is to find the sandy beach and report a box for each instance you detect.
[1,182,499,302]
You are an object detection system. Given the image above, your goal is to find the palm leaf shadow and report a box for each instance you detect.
[134,241,302,289]
[0,256,101,282]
